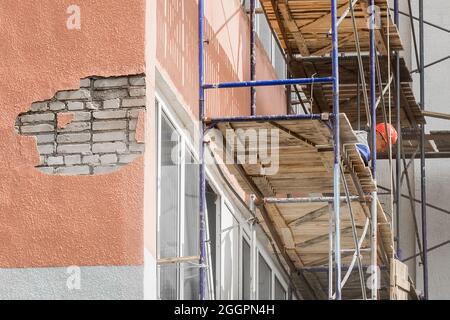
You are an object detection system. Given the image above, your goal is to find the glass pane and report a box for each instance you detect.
[158,264,178,300]
[183,152,199,299]
[183,152,199,257]
[182,264,199,300]
[206,183,218,297]
[258,14,273,59]
[159,113,179,259]
[274,44,286,79]
[274,277,287,300]
[221,205,239,300]
[242,239,251,299]
[258,253,272,300]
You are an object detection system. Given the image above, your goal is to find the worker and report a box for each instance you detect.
[375,123,398,153]
[355,123,398,166]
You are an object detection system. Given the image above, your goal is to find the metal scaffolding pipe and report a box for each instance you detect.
[419,0,429,300]
[369,0,378,301]
[394,0,402,258]
[250,0,257,115]
[198,0,207,300]
[264,196,361,204]
[331,0,342,301]
[206,113,324,125]
[300,265,388,273]
[203,77,334,89]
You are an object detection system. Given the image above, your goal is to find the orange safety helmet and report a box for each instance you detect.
[376,123,398,153]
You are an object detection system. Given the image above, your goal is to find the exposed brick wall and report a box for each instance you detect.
[15,74,146,175]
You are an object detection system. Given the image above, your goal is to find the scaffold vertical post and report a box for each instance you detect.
[369,0,378,301]
[331,0,342,301]
[250,0,257,115]
[198,0,207,301]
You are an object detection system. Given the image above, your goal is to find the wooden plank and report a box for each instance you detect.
[158,256,200,265]
[277,2,310,56]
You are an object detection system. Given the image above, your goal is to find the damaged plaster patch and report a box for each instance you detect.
[57,113,75,129]
[15,74,146,176]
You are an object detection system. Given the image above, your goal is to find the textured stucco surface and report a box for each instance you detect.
[0,266,143,300]
[156,0,287,119]
[0,0,145,268]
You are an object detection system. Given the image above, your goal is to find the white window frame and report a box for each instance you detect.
[155,90,290,301]
[156,95,200,300]
[256,246,289,300]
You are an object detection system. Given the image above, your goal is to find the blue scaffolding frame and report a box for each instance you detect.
[197,0,378,300]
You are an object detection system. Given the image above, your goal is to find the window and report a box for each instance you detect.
[243,0,287,79]
[157,99,200,300]
[182,152,200,299]
[220,204,240,299]
[206,182,219,299]
[274,276,287,300]
[156,94,290,301]
[258,253,272,300]
[242,238,252,299]
[158,110,180,300]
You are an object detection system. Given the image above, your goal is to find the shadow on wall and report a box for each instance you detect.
[15,74,146,176]
[157,0,253,118]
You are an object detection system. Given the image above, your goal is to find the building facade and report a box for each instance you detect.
[0,0,293,300]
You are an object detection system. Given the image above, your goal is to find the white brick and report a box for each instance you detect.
[119,154,140,164]
[103,99,121,109]
[21,124,54,133]
[93,120,127,131]
[93,166,117,175]
[49,101,66,111]
[92,89,128,100]
[93,131,126,142]
[36,134,55,144]
[128,109,143,118]
[65,155,82,165]
[130,143,145,153]
[67,101,84,110]
[100,154,118,165]
[57,144,91,154]
[94,77,128,88]
[57,133,91,143]
[85,102,100,110]
[122,98,146,108]
[129,76,145,86]
[83,155,100,165]
[129,88,145,97]
[56,89,91,100]
[129,119,137,130]
[59,122,91,132]
[56,166,90,175]
[93,110,126,120]
[30,102,49,112]
[38,167,55,174]
[72,111,91,121]
[21,113,55,123]
[80,78,91,88]
[38,144,55,155]
[92,142,126,153]
[47,156,64,166]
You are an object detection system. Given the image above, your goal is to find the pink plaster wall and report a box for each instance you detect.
[156,0,287,118]
[0,0,145,268]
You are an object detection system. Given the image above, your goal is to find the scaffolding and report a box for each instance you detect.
[197,0,447,300]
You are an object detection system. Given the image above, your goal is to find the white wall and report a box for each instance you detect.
[407,0,450,300]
